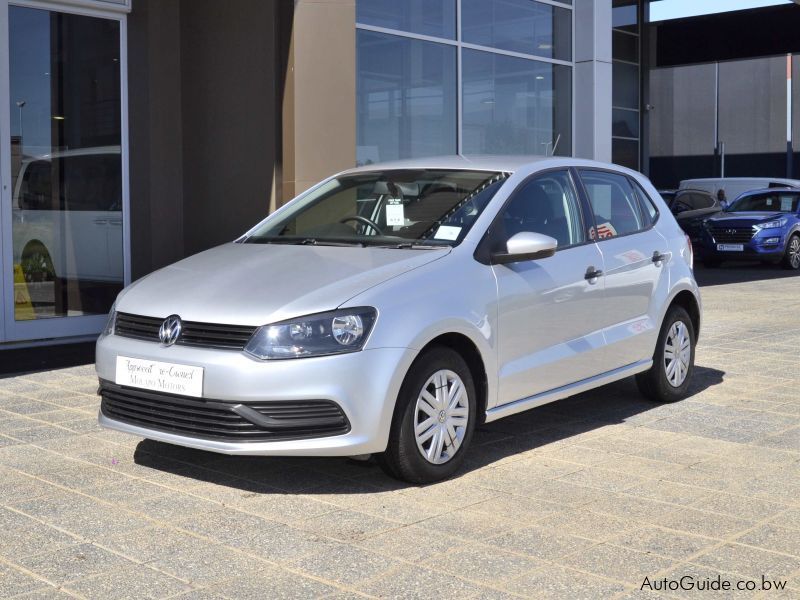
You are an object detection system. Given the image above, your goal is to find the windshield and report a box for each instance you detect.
[242,169,510,247]
[728,191,800,213]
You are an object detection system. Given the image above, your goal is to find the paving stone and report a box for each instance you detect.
[562,543,676,584]
[738,524,800,557]
[64,564,192,599]
[206,568,338,600]
[0,563,50,597]
[356,525,462,563]
[15,543,137,584]
[694,543,800,580]
[293,509,398,542]
[486,526,595,560]
[357,564,481,599]
[291,545,400,586]
[608,527,717,560]
[502,565,627,599]
[435,544,540,585]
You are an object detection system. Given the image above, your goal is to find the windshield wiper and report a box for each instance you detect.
[244,237,364,247]
[377,242,446,250]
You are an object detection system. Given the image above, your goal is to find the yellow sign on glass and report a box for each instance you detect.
[13,263,35,320]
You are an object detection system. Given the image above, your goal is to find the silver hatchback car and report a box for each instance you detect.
[97,156,701,483]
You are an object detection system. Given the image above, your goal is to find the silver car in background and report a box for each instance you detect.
[97,156,701,483]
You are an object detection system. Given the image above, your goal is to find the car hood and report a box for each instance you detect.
[705,211,787,227]
[116,242,450,326]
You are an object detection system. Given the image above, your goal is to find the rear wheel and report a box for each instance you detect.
[636,305,696,403]
[782,234,800,270]
[377,347,476,483]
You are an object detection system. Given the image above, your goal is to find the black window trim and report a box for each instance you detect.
[573,166,659,244]
[474,167,595,265]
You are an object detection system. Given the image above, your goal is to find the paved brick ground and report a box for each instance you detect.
[1,265,799,599]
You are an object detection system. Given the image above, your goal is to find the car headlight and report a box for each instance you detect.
[244,307,377,360]
[756,218,787,230]
[102,307,117,336]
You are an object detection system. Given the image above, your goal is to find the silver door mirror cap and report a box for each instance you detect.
[491,232,558,265]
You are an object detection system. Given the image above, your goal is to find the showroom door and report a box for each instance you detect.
[0,1,129,343]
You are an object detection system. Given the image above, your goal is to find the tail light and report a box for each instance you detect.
[685,234,694,270]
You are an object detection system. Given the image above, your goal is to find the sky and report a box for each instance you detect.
[650,0,794,22]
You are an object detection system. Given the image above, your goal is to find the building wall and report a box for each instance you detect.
[127,0,280,277]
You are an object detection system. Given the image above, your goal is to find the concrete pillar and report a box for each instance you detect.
[281,0,356,205]
[574,0,613,162]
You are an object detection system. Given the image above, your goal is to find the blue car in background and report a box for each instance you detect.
[699,188,800,270]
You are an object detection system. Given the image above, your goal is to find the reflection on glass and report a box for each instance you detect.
[612,108,640,138]
[613,61,639,110]
[462,49,572,156]
[612,30,639,63]
[612,138,639,170]
[356,0,456,39]
[356,30,457,164]
[462,0,572,61]
[612,0,638,33]
[10,6,123,321]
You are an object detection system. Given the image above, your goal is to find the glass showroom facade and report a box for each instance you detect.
[355,0,574,164]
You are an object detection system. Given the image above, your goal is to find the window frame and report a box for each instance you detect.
[573,167,657,243]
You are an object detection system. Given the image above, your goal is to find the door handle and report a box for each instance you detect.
[584,266,603,282]
[652,251,666,265]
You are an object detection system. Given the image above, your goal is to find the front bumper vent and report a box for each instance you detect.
[99,380,350,442]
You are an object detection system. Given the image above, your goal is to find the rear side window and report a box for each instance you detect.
[579,170,645,239]
[632,180,660,226]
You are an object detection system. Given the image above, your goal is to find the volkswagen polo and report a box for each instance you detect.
[97,157,701,483]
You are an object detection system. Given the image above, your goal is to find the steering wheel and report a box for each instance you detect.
[339,215,383,235]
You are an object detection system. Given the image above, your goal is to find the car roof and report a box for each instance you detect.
[340,155,635,176]
[21,145,121,162]
[735,187,800,198]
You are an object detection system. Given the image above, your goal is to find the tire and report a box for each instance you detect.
[636,305,696,403]
[377,346,476,484]
[703,258,722,268]
[781,234,800,270]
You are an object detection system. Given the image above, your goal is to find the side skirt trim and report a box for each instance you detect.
[485,359,653,423]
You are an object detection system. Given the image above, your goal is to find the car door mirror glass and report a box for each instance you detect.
[492,232,557,264]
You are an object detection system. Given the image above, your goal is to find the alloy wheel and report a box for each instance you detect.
[789,237,800,269]
[414,369,469,465]
[664,321,691,388]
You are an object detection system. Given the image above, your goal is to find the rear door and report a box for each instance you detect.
[576,169,670,370]
[491,169,607,405]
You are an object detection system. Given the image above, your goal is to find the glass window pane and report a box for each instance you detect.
[612,30,639,63]
[612,108,639,138]
[613,62,639,110]
[462,50,572,156]
[356,0,456,39]
[357,30,457,163]
[10,6,123,320]
[612,138,640,170]
[499,171,585,247]
[462,0,572,61]
[612,0,638,33]
[580,170,644,237]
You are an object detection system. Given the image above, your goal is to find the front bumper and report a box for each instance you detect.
[698,235,786,260]
[96,333,417,456]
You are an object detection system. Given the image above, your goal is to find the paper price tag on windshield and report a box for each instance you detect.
[434,225,461,241]
[386,204,405,226]
[781,197,793,211]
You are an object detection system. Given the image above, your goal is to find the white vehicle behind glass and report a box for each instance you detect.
[12,146,123,285]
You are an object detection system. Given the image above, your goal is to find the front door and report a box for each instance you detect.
[1,3,127,343]
[493,170,607,406]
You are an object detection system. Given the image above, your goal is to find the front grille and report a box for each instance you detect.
[99,381,350,442]
[115,313,257,350]
[709,226,755,243]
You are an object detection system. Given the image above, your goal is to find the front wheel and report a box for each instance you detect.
[377,347,476,484]
[636,305,696,403]
[782,234,800,270]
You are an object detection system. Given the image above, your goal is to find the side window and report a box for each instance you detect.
[579,170,644,239]
[498,170,585,248]
[632,180,659,226]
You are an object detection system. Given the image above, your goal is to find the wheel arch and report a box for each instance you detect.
[668,289,701,341]
[415,332,489,426]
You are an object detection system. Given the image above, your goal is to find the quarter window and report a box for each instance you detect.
[579,170,644,239]
[497,170,585,248]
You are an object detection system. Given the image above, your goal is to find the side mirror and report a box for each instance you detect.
[491,232,558,265]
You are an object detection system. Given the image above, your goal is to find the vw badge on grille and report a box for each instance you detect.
[159,315,182,346]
